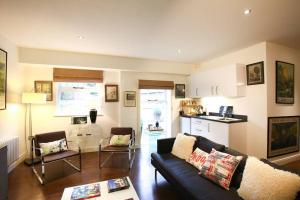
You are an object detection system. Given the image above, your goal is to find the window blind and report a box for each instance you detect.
[53,68,103,82]
[138,80,174,90]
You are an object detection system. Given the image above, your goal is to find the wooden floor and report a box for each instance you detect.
[8,148,180,200]
[8,146,300,200]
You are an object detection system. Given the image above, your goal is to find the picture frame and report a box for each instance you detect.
[276,61,294,104]
[35,81,53,101]
[71,116,88,124]
[0,48,7,110]
[246,61,264,85]
[124,91,136,107]
[267,116,300,158]
[175,84,185,98]
[105,84,118,102]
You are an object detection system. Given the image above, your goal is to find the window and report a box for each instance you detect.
[56,82,102,116]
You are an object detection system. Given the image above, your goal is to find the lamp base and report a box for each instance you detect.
[24,157,41,166]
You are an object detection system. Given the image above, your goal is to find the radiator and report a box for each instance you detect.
[0,136,19,167]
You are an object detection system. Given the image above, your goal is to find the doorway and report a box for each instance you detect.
[139,89,172,153]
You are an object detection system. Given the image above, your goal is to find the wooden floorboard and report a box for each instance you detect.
[8,149,180,200]
[9,147,300,200]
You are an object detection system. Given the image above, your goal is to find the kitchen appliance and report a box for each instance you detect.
[219,106,233,118]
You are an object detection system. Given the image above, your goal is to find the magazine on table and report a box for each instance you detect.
[71,183,100,200]
[107,177,130,193]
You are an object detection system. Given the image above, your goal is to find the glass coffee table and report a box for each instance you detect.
[61,176,139,200]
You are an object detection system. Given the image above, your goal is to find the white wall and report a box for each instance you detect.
[119,71,188,146]
[0,35,26,164]
[22,65,120,144]
[198,42,268,158]
[266,43,300,163]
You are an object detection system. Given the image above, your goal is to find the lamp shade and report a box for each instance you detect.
[22,93,47,104]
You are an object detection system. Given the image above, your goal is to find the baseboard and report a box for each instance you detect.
[8,152,26,173]
[271,153,300,165]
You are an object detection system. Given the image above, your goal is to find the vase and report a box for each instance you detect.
[155,121,159,128]
[89,109,97,123]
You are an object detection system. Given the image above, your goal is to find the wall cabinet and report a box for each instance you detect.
[188,64,246,98]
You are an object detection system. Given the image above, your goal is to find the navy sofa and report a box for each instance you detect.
[151,134,300,200]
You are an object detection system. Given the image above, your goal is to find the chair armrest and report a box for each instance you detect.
[157,137,176,154]
[34,147,44,156]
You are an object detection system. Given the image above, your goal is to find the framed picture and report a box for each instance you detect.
[35,81,53,101]
[105,84,118,102]
[276,61,294,104]
[246,61,264,85]
[124,91,136,107]
[0,49,7,110]
[71,116,87,124]
[175,84,185,98]
[268,116,300,158]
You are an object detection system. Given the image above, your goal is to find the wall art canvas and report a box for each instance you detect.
[246,61,264,85]
[105,84,118,102]
[35,80,53,101]
[276,61,294,104]
[175,84,185,98]
[124,91,136,107]
[0,49,7,110]
[268,116,300,158]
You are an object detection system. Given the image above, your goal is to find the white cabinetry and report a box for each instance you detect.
[190,118,246,154]
[180,117,191,134]
[188,64,246,98]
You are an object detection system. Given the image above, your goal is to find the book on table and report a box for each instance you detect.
[107,177,130,193]
[71,183,100,200]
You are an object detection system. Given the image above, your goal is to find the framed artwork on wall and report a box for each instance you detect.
[175,84,185,98]
[35,81,53,101]
[267,116,300,158]
[246,61,264,85]
[276,61,294,104]
[0,49,7,110]
[105,84,118,102]
[124,91,136,107]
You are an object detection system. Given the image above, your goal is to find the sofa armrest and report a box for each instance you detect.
[157,138,176,154]
[261,159,300,176]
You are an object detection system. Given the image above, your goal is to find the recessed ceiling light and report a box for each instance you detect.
[177,49,181,54]
[244,9,251,15]
[77,35,85,40]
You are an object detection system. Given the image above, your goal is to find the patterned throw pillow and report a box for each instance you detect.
[39,138,68,155]
[188,148,209,171]
[109,135,131,146]
[200,148,243,190]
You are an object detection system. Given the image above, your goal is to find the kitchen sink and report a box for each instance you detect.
[199,115,242,122]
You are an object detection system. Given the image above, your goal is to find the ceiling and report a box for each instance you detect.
[0,0,299,63]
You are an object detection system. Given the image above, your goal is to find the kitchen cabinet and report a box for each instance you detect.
[189,117,246,154]
[180,116,191,134]
[188,63,246,98]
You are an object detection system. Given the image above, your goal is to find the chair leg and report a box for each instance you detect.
[79,153,82,172]
[64,159,81,172]
[99,145,101,169]
[32,164,44,185]
[155,169,157,182]
[41,161,45,177]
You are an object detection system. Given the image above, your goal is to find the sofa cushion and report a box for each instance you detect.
[197,135,225,153]
[188,147,209,171]
[224,148,248,188]
[171,134,196,161]
[151,153,243,200]
[184,133,225,153]
[238,157,300,200]
[200,149,243,190]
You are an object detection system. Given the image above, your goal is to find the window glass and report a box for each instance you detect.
[56,82,101,116]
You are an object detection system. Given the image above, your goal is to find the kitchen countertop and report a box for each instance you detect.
[180,113,247,124]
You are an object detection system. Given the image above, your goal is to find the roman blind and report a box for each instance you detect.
[53,68,103,82]
[138,80,174,90]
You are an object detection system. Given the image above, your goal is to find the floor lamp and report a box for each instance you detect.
[22,92,46,166]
